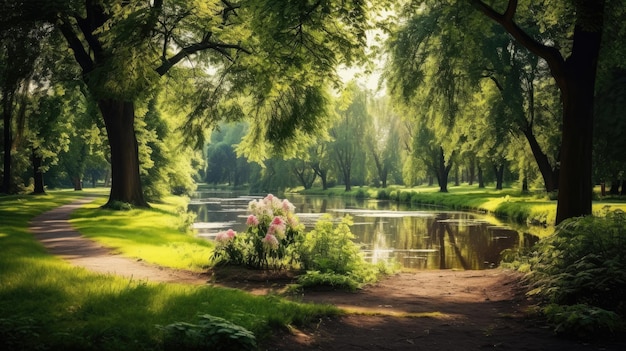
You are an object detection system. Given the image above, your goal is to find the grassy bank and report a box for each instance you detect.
[0,190,337,350]
[299,185,626,228]
[70,195,213,272]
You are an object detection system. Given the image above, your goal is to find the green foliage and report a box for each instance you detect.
[296,271,362,291]
[376,189,391,200]
[543,304,623,340]
[525,211,626,308]
[159,314,257,351]
[297,215,382,290]
[507,210,626,337]
[354,188,367,199]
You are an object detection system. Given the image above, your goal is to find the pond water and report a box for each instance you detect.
[188,191,540,270]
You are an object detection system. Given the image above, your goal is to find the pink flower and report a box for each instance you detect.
[225,229,236,239]
[246,215,259,226]
[216,229,236,243]
[282,199,295,213]
[268,216,286,239]
[271,216,285,227]
[262,233,279,250]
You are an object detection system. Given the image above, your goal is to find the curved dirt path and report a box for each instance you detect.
[29,197,208,285]
[29,199,626,350]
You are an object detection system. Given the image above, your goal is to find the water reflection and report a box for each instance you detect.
[188,191,539,270]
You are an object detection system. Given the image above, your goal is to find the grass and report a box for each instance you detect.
[70,195,213,272]
[0,190,338,350]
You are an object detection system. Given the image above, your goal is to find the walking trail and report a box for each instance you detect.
[29,198,625,351]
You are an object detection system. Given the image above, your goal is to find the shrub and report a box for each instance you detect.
[543,304,623,340]
[517,210,626,337]
[211,194,304,269]
[398,191,411,203]
[354,188,367,199]
[377,189,390,200]
[159,314,256,351]
[296,215,381,290]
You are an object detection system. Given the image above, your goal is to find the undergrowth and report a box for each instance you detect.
[503,209,626,339]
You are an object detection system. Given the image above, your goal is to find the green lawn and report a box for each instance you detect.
[0,190,337,350]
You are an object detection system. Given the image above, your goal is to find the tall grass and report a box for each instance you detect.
[0,191,337,350]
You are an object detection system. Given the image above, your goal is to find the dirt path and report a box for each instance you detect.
[29,198,207,285]
[29,199,625,350]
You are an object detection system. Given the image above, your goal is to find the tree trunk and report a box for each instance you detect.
[73,176,83,191]
[436,147,451,192]
[2,92,13,194]
[522,176,529,193]
[468,160,475,185]
[343,166,351,191]
[493,164,504,190]
[609,179,620,195]
[477,166,485,188]
[554,30,599,223]
[98,99,148,208]
[522,128,558,192]
[32,148,45,194]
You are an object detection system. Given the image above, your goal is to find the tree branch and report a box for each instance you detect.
[468,0,566,82]
[57,18,94,73]
[155,39,251,76]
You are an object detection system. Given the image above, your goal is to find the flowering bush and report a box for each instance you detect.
[212,194,304,269]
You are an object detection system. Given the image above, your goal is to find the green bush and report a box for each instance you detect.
[376,189,390,200]
[296,215,381,290]
[159,314,256,351]
[354,188,367,199]
[543,304,623,340]
[517,210,626,337]
[398,191,412,203]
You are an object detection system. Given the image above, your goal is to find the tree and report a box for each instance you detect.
[367,97,402,188]
[0,23,43,193]
[330,82,372,191]
[2,0,371,207]
[469,0,606,223]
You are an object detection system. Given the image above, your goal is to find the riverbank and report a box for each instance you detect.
[297,184,626,230]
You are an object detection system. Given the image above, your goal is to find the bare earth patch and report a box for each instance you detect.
[30,200,626,350]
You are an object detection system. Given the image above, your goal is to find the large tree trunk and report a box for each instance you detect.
[98,99,148,208]
[477,166,485,188]
[554,28,600,224]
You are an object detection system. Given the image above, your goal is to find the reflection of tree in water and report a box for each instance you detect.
[427,213,521,270]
